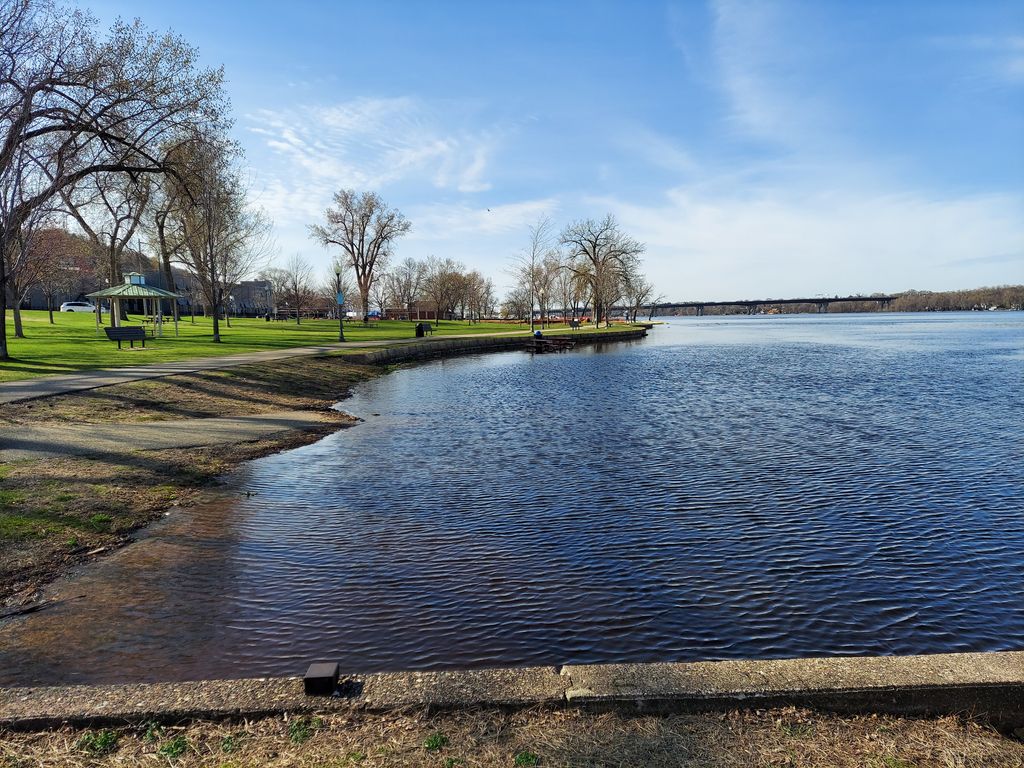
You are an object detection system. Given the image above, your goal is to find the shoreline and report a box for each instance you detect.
[0,328,645,605]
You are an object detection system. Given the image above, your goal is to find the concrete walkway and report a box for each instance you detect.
[0,410,343,461]
[2,651,1022,729]
[0,331,528,405]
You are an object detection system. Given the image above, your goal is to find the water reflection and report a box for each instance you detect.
[2,313,1022,685]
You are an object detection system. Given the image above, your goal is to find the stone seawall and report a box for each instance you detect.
[343,328,648,366]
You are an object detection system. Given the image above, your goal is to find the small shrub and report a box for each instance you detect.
[141,721,163,742]
[158,735,188,760]
[88,513,113,531]
[288,716,323,744]
[514,751,540,766]
[77,729,119,755]
[423,731,448,751]
[779,722,814,738]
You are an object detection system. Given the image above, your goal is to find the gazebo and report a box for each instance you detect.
[87,272,181,336]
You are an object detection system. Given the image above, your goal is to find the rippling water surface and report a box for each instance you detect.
[2,313,1023,685]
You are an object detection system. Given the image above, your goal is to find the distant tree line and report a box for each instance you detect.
[250,192,499,325]
[658,285,1024,316]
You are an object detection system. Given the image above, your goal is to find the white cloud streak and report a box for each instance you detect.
[596,187,1024,299]
[246,97,500,226]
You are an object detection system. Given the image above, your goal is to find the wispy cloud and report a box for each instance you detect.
[246,97,501,225]
[593,186,1024,299]
[710,0,835,146]
[930,34,1024,85]
[616,124,697,174]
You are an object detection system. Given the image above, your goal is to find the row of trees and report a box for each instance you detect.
[259,251,498,324]
[1,0,270,356]
[507,214,656,328]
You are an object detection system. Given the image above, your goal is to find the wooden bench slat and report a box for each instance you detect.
[104,326,147,349]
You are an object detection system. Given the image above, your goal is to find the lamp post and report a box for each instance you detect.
[335,270,345,341]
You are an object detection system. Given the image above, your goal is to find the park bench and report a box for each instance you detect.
[415,322,434,337]
[104,326,147,349]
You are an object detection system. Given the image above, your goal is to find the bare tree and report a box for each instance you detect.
[0,1,227,358]
[59,172,152,309]
[172,135,271,341]
[502,284,533,322]
[647,292,665,320]
[147,143,193,317]
[28,227,92,323]
[275,253,315,324]
[370,276,390,319]
[555,258,588,326]
[320,258,355,319]
[384,256,426,320]
[465,270,495,322]
[510,216,556,332]
[422,256,464,323]
[621,269,655,322]
[560,215,644,327]
[309,190,411,321]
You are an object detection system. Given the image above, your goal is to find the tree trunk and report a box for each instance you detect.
[0,273,7,361]
[48,296,54,324]
[212,286,221,342]
[8,286,24,338]
[157,217,176,317]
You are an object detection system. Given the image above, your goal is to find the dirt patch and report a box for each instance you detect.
[0,355,381,424]
[0,356,383,605]
[1,706,1022,767]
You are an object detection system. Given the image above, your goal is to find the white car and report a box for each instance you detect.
[59,301,96,312]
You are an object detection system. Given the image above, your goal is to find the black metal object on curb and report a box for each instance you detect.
[303,662,340,696]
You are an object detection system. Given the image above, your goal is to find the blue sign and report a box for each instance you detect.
[336,292,345,305]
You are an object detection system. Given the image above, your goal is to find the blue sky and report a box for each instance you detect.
[90,0,1023,300]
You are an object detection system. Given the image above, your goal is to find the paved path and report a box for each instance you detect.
[0,331,527,405]
[0,410,342,461]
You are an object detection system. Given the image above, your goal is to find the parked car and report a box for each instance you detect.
[59,301,96,312]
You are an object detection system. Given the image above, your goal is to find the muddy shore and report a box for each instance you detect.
[0,354,384,606]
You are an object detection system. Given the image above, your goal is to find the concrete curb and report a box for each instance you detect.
[2,652,1022,731]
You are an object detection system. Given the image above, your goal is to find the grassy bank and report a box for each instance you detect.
[0,355,384,603]
[2,706,1021,767]
[0,312,533,383]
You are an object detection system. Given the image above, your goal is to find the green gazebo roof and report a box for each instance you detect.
[86,283,180,299]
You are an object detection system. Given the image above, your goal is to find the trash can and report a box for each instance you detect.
[415,322,425,338]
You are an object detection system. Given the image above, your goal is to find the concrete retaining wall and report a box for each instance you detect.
[3,652,1022,730]
[343,328,648,366]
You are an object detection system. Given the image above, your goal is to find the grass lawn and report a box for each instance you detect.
[0,311,537,383]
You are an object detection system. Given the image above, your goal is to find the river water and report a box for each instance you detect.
[2,312,1022,686]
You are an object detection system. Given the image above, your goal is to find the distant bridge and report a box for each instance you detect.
[651,295,898,316]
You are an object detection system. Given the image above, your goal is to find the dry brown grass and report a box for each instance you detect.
[1,707,1022,767]
[0,356,382,425]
